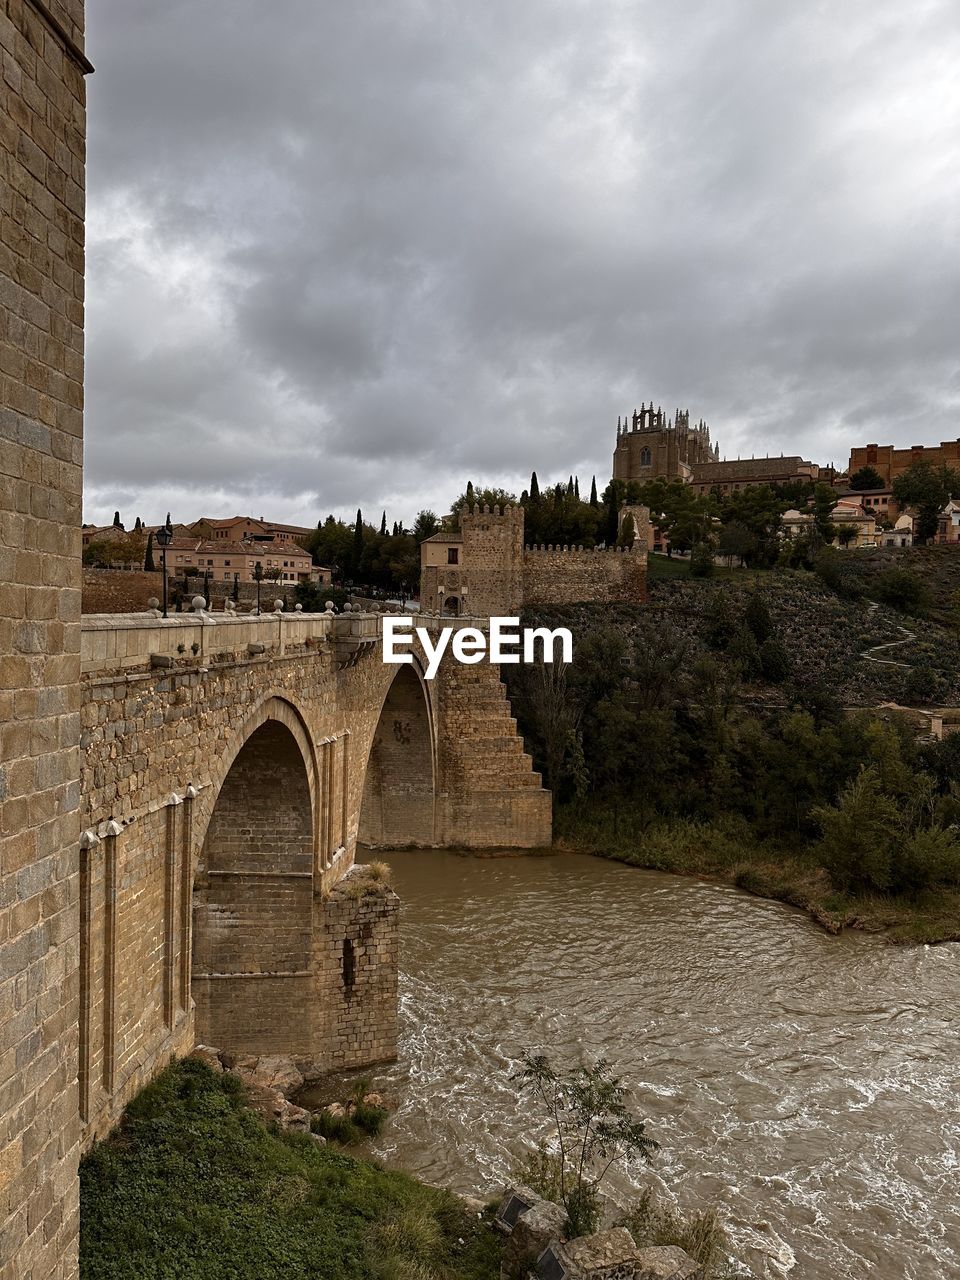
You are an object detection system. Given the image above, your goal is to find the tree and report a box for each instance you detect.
[412,510,440,543]
[144,531,155,572]
[351,509,364,580]
[617,513,635,548]
[589,476,598,508]
[849,465,885,491]
[717,520,756,566]
[893,462,960,542]
[134,516,142,532]
[511,1052,658,1237]
[744,592,773,644]
[379,511,387,536]
[812,767,900,894]
[113,510,122,528]
[529,471,540,503]
[689,542,714,577]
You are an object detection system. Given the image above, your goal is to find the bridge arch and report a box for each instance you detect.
[359,659,437,847]
[192,695,320,1054]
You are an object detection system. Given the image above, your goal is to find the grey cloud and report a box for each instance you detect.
[82,0,960,527]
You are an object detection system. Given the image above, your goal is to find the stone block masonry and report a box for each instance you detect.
[1,2,90,1278]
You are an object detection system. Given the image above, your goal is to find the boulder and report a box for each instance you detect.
[536,1230,704,1279]
[502,1197,567,1280]
[279,1101,311,1134]
[324,1102,348,1119]
[633,1245,704,1280]
[189,1045,223,1073]
[232,1055,304,1098]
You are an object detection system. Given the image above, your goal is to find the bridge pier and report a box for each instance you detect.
[72,609,550,1143]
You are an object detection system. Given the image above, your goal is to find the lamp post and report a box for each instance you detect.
[154,513,174,619]
[254,561,263,616]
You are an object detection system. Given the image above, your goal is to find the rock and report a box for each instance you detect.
[309,1133,327,1147]
[632,1244,704,1279]
[221,1052,258,1072]
[361,1092,384,1108]
[188,1045,223,1072]
[280,1101,311,1134]
[324,1102,348,1119]
[232,1055,304,1098]
[501,1196,567,1280]
[293,1058,327,1084]
[243,1084,288,1129]
[537,1232,704,1280]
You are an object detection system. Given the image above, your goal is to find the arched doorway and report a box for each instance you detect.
[192,718,317,1054]
[358,665,435,847]
[443,596,460,615]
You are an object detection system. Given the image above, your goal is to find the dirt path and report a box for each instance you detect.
[862,600,916,670]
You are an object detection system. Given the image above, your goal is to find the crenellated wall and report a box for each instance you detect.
[522,543,647,606]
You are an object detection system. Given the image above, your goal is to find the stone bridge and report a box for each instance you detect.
[77,607,550,1142]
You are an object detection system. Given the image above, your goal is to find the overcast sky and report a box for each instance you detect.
[83,1,960,528]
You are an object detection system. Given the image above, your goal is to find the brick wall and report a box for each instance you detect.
[0,2,88,1277]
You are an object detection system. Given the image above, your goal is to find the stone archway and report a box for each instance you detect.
[358,664,436,847]
[192,717,317,1054]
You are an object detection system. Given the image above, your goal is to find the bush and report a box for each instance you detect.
[873,568,933,617]
[689,542,715,578]
[759,636,791,683]
[622,1186,733,1280]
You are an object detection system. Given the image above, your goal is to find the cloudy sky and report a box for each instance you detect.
[83,1,960,528]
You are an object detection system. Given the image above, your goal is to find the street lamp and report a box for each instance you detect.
[254,561,263,616]
[154,513,174,619]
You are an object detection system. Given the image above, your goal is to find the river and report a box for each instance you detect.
[349,850,960,1278]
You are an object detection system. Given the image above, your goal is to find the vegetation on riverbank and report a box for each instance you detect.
[80,1059,502,1280]
[556,807,960,944]
[505,589,960,944]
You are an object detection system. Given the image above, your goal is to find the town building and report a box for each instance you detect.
[937,501,960,546]
[690,455,820,495]
[189,515,314,548]
[848,438,960,487]
[165,537,324,585]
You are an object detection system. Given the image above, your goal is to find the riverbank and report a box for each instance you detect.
[556,806,960,944]
[79,1058,503,1280]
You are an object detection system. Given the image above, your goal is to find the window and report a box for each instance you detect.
[224,560,230,566]
[207,559,213,566]
[640,447,652,466]
[447,548,459,564]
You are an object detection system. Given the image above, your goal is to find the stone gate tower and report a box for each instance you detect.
[0,3,91,1278]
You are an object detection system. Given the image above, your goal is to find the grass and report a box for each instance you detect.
[80,1058,502,1280]
[311,1076,390,1145]
[621,1186,739,1280]
[647,553,768,583]
[556,804,960,944]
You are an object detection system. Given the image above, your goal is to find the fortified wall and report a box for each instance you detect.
[420,503,649,615]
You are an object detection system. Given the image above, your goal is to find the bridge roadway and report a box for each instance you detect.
[77,607,550,1142]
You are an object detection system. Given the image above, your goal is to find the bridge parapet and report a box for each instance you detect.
[81,610,337,675]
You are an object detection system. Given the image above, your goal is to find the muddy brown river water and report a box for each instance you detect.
[348,850,960,1278]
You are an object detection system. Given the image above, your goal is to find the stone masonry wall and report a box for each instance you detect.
[76,613,550,1142]
[522,545,647,606]
[81,568,162,614]
[0,2,89,1277]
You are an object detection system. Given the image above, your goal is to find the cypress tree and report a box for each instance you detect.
[590,476,599,507]
[574,477,580,500]
[466,481,474,506]
[113,510,121,528]
[379,511,387,536]
[567,475,574,495]
[352,509,364,578]
[134,516,142,532]
[530,471,540,503]
[144,531,155,572]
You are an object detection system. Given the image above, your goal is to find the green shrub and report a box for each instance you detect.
[874,568,933,617]
[622,1186,732,1280]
